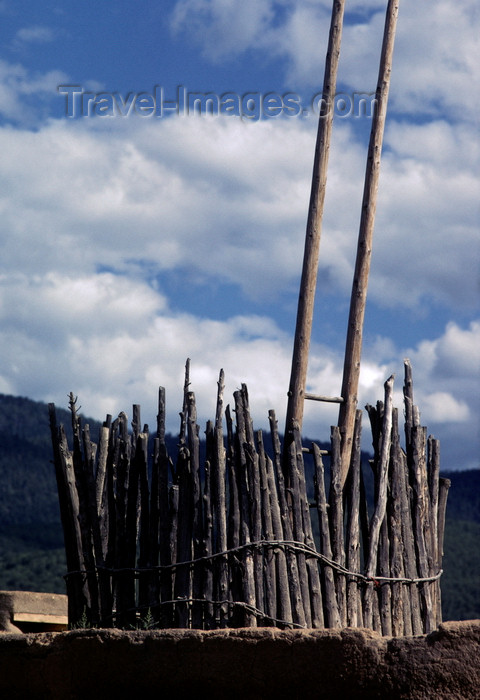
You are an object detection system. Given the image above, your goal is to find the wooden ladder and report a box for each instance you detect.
[285,0,400,489]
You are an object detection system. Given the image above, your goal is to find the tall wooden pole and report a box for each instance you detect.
[285,0,347,439]
[338,0,400,486]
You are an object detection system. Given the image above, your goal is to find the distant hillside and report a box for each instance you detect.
[0,393,478,621]
[0,393,179,527]
[0,394,102,527]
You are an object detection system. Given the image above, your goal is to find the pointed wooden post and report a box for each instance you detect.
[285,0,347,440]
[338,0,400,487]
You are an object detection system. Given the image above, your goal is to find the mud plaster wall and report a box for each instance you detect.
[0,620,479,700]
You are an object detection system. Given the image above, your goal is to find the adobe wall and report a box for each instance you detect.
[0,620,479,699]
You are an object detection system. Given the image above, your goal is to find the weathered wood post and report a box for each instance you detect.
[338,0,400,486]
[213,369,229,626]
[285,0,346,439]
[48,404,89,626]
[363,375,395,630]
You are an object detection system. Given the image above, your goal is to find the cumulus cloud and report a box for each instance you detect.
[387,0,479,123]
[420,393,469,424]
[0,116,314,298]
[169,0,479,123]
[170,0,275,61]
[407,321,480,400]
[0,108,477,468]
[368,120,480,311]
[0,59,68,122]
[14,26,55,45]
[0,265,476,470]
[1,113,476,313]
[0,269,294,432]
[364,321,480,470]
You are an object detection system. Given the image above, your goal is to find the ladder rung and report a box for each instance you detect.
[304,393,344,403]
[302,447,330,455]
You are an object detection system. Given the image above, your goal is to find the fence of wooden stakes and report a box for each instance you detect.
[49,0,450,636]
[49,359,449,635]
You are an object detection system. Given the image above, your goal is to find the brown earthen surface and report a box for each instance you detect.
[0,620,478,699]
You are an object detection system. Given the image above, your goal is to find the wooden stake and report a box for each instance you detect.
[338,0,400,486]
[213,370,229,626]
[363,375,395,629]
[329,426,347,626]
[257,430,277,625]
[48,404,89,626]
[285,0,347,438]
[313,442,340,628]
[269,410,306,627]
[345,410,363,628]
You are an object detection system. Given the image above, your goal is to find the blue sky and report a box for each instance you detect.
[0,0,478,470]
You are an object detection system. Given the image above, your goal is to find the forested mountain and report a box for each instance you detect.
[0,393,478,621]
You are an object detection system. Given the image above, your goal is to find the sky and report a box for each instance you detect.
[0,0,478,470]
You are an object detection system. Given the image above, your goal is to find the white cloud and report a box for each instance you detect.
[420,392,469,423]
[0,264,476,469]
[14,26,55,45]
[367,118,480,311]
[388,1,479,122]
[0,59,68,121]
[364,325,480,471]
[170,0,480,124]
[434,321,480,377]
[0,116,315,298]
[259,3,331,86]
[2,110,476,313]
[381,321,479,468]
[407,321,480,395]
[0,271,166,340]
[0,269,295,432]
[414,322,480,470]
[170,0,274,61]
